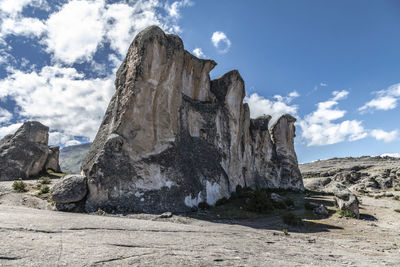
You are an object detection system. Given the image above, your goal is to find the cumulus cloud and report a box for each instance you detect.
[370,129,398,143]
[0,65,114,141]
[0,108,12,123]
[0,122,22,139]
[211,31,231,53]
[244,91,299,125]
[299,90,368,146]
[359,83,400,112]
[192,47,205,58]
[44,0,105,64]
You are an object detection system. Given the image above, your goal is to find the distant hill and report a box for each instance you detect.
[59,143,91,174]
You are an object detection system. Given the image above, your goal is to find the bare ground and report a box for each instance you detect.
[0,179,400,266]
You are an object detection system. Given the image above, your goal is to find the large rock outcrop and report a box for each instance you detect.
[74,26,303,213]
[0,121,61,180]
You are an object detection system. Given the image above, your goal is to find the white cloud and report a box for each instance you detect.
[0,122,22,139]
[244,91,299,125]
[1,17,46,37]
[192,47,205,58]
[44,0,105,64]
[370,129,398,143]
[211,31,231,53]
[359,96,397,112]
[299,90,368,146]
[0,108,12,123]
[65,139,81,147]
[359,83,400,112]
[0,65,114,141]
[320,82,327,87]
[165,0,193,19]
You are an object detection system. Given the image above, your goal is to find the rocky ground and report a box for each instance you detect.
[1,173,400,266]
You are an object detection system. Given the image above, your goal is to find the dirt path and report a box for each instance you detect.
[0,181,399,266]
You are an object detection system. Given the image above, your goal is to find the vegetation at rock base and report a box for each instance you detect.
[37,185,50,195]
[336,209,357,218]
[12,179,27,192]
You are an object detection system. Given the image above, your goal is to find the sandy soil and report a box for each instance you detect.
[0,180,400,266]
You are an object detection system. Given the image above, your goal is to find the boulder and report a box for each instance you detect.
[313,204,329,216]
[0,121,61,181]
[304,177,332,191]
[45,146,61,172]
[76,26,303,213]
[329,182,360,218]
[51,175,87,204]
[270,193,285,204]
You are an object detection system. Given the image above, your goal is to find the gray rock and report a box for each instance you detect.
[45,146,61,172]
[329,182,360,218]
[159,212,173,218]
[270,193,285,203]
[51,175,87,204]
[304,177,332,191]
[313,204,329,216]
[77,26,303,213]
[0,121,59,181]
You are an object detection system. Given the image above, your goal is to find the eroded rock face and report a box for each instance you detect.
[79,26,303,213]
[0,121,61,181]
[45,146,61,172]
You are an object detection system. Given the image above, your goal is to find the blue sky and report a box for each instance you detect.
[0,0,399,163]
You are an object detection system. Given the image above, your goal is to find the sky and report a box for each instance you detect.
[0,0,399,163]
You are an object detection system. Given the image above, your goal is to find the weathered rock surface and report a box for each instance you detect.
[330,182,360,218]
[51,175,87,204]
[301,156,400,193]
[45,146,61,172]
[71,26,303,213]
[0,121,61,181]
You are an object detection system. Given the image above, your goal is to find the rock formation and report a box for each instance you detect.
[0,121,61,181]
[54,26,303,212]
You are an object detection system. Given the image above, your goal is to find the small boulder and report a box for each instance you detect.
[51,175,87,204]
[313,204,329,216]
[330,182,360,218]
[159,212,173,218]
[270,193,285,203]
[304,177,332,191]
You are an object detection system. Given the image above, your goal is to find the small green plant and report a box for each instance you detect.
[38,176,51,185]
[245,190,274,213]
[282,228,289,235]
[281,212,303,226]
[215,197,229,206]
[37,185,50,195]
[12,179,27,192]
[394,209,400,213]
[336,209,357,218]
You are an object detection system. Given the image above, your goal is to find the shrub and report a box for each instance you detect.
[245,190,274,213]
[38,176,51,185]
[12,179,27,192]
[336,209,357,218]
[37,185,50,195]
[282,228,289,235]
[282,212,303,226]
[215,197,229,206]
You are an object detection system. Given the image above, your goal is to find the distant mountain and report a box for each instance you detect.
[59,143,91,174]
